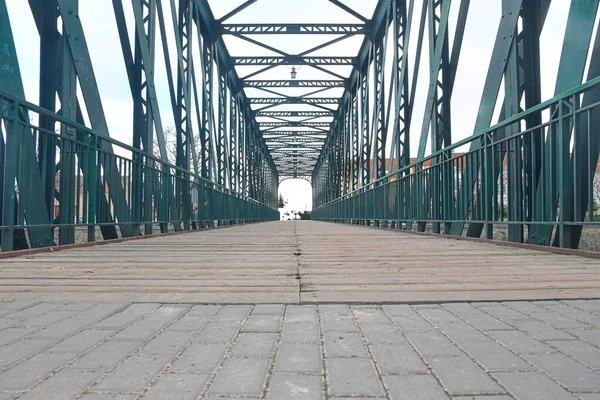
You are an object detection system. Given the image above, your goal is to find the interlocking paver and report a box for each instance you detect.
[326,358,385,397]
[170,342,229,373]
[370,344,429,374]
[281,323,319,343]
[361,323,405,344]
[486,329,555,354]
[384,375,447,400]
[0,339,55,369]
[276,343,321,373]
[1,300,599,400]
[243,314,282,332]
[404,331,463,357]
[18,369,101,400]
[231,333,278,357]
[285,306,318,323]
[93,353,171,392]
[492,371,575,400]
[140,330,195,355]
[48,329,114,353]
[140,373,209,400]
[427,355,505,395]
[522,352,600,392]
[67,340,142,371]
[267,374,324,400]
[112,306,187,340]
[323,331,368,358]
[208,357,270,395]
[0,352,77,390]
[546,339,600,369]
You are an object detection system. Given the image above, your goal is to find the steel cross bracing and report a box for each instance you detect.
[2,0,600,252]
[311,0,600,251]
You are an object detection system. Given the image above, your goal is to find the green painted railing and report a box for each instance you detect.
[313,77,600,249]
[0,91,279,252]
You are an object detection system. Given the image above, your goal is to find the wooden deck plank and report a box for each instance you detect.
[0,221,598,303]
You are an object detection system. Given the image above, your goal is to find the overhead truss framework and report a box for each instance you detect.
[3,0,599,251]
[311,0,600,250]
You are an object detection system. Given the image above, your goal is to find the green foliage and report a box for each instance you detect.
[278,193,287,208]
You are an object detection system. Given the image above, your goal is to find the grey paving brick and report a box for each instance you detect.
[276,343,321,373]
[442,303,511,330]
[547,339,600,369]
[0,327,37,346]
[58,302,99,312]
[438,321,489,342]
[112,306,187,340]
[503,301,547,314]
[452,397,512,400]
[492,371,575,400]
[562,300,600,315]
[458,339,532,371]
[326,358,384,397]
[417,307,462,325]
[361,323,405,344]
[187,305,223,316]
[384,306,434,332]
[0,393,16,400]
[0,339,55,369]
[231,333,278,358]
[285,306,318,323]
[267,374,324,400]
[578,395,600,400]
[195,323,240,343]
[282,323,319,343]
[18,369,101,400]
[541,302,600,327]
[404,331,463,357]
[370,344,429,374]
[318,305,351,316]
[93,303,158,329]
[48,329,114,353]
[165,315,210,331]
[474,304,531,322]
[252,304,285,315]
[486,330,555,354]
[29,316,102,338]
[323,332,368,358]
[522,352,600,392]
[526,311,588,329]
[513,320,575,340]
[140,330,195,355]
[68,340,142,371]
[352,308,391,325]
[567,328,600,347]
[170,342,229,373]
[321,315,358,332]
[243,314,282,332]
[208,357,270,395]
[0,352,76,390]
[427,355,504,396]
[79,394,137,400]
[384,375,447,400]
[140,373,209,400]
[93,354,171,392]
[19,310,78,327]
[212,305,252,324]
[4,303,65,320]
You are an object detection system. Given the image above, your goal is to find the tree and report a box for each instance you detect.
[153,126,202,169]
[278,193,287,208]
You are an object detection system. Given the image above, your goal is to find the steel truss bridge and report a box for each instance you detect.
[1,0,600,252]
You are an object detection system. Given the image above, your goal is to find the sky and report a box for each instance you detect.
[4,0,586,211]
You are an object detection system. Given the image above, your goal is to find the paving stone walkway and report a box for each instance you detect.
[0,300,599,399]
